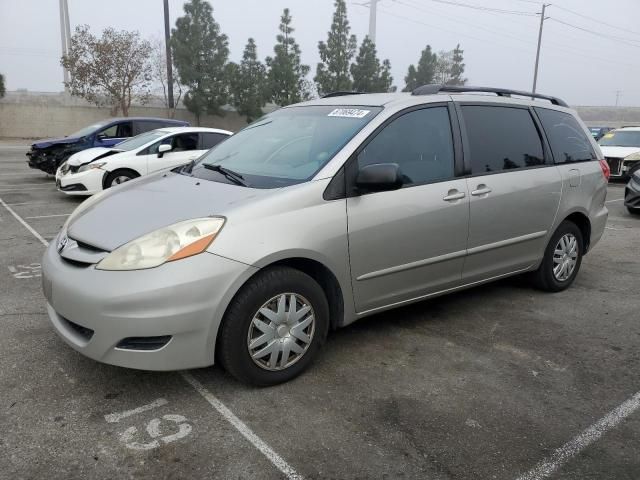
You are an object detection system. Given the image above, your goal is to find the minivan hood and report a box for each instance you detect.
[32,136,81,149]
[67,147,118,166]
[599,146,640,158]
[67,173,269,251]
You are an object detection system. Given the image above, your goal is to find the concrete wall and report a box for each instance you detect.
[2,91,640,138]
[0,91,249,139]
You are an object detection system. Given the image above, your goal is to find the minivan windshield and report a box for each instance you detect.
[113,131,167,151]
[189,105,382,188]
[598,130,640,147]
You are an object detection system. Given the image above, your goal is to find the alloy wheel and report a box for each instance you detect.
[553,233,578,281]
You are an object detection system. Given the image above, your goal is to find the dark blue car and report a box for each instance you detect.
[26,117,189,174]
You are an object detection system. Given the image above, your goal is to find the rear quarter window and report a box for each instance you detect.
[535,108,596,164]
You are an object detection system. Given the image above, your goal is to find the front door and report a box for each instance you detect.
[346,105,470,314]
[458,104,562,282]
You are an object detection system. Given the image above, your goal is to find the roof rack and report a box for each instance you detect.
[321,91,366,98]
[411,84,569,107]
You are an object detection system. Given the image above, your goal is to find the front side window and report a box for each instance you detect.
[190,105,382,188]
[462,106,545,174]
[171,133,199,152]
[357,106,455,185]
[535,108,595,164]
[114,131,167,151]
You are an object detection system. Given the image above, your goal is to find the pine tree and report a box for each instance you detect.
[447,44,467,86]
[0,73,5,98]
[403,45,437,92]
[350,37,393,93]
[171,0,229,123]
[229,38,269,123]
[315,0,357,96]
[265,9,310,106]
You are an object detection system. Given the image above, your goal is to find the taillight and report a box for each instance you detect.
[599,159,610,180]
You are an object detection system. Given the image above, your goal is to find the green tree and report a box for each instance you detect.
[403,45,437,92]
[172,0,229,124]
[350,37,392,93]
[266,9,310,106]
[229,39,269,123]
[61,25,152,116]
[315,0,357,96]
[447,44,467,86]
[0,73,5,98]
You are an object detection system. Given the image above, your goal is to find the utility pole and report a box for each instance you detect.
[615,90,622,107]
[163,0,175,110]
[369,0,380,44]
[532,3,549,96]
[59,0,71,90]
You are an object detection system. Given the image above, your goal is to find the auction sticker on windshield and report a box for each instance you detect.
[328,108,371,118]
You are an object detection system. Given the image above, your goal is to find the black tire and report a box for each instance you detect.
[627,206,640,215]
[217,266,330,386]
[531,220,584,292]
[104,169,139,189]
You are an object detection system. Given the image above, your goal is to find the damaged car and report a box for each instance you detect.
[55,127,232,195]
[26,117,189,174]
[625,169,640,215]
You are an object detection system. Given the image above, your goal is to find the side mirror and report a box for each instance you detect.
[158,143,172,158]
[355,163,403,193]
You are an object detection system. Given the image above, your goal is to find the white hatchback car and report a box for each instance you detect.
[55,127,232,195]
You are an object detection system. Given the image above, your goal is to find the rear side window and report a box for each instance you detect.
[461,106,545,174]
[200,132,228,149]
[357,106,455,186]
[535,108,596,164]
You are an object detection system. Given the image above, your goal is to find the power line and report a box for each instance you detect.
[416,0,538,16]
[551,4,640,38]
[548,17,640,48]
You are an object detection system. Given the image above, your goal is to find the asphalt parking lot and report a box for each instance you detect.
[1,143,639,480]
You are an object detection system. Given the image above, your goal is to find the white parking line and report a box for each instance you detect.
[0,196,305,480]
[0,187,53,192]
[25,213,70,219]
[0,198,49,247]
[181,372,303,480]
[516,391,640,480]
[605,198,624,204]
[104,398,169,423]
[0,182,52,187]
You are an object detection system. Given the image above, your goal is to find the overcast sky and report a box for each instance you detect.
[1,0,640,106]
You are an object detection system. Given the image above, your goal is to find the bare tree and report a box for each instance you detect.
[434,50,454,85]
[150,38,183,118]
[61,25,153,116]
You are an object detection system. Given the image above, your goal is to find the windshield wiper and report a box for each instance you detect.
[203,163,249,186]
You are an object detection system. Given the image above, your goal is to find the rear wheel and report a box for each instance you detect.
[104,169,139,189]
[531,221,584,292]
[217,267,329,386]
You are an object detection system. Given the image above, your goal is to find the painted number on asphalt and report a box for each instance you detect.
[8,263,41,279]
[104,398,192,451]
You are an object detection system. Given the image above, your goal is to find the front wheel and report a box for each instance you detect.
[217,267,329,386]
[627,206,640,215]
[531,221,584,292]
[104,169,138,189]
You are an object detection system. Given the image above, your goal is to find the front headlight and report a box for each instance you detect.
[78,161,107,173]
[96,217,225,271]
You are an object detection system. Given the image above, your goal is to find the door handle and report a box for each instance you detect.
[443,190,466,202]
[471,185,492,196]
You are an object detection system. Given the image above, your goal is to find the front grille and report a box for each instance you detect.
[606,157,623,176]
[116,336,172,351]
[60,183,87,192]
[61,316,94,341]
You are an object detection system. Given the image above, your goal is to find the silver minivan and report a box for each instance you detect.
[42,85,609,385]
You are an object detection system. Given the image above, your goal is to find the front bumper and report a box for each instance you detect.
[624,176,640,210]
[42,238,258,370]
[606,157,639,178]
[56,167,103,196]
